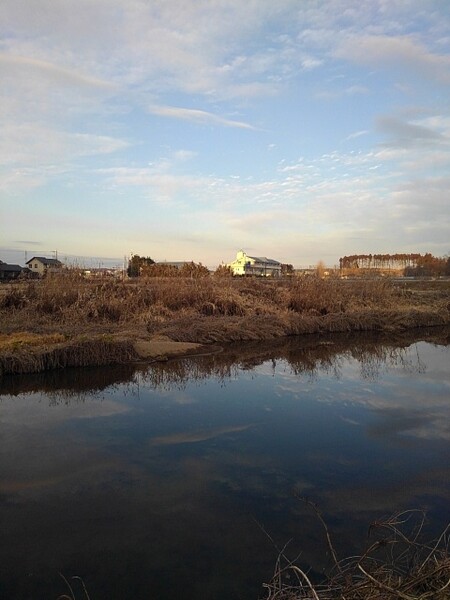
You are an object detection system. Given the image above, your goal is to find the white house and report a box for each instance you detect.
[227,250,282,277]
[26,256,63,276]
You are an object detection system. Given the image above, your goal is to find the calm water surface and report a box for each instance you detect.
[1,329,449,599]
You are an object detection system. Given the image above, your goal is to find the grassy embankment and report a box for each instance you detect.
[0,275,449,375]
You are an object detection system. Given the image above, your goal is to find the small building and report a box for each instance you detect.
[227,250,282,277]
[0,261,29,281]
[26,256,63,277]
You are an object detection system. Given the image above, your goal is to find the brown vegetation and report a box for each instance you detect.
[263,504,450,600]
[0,274,449,374]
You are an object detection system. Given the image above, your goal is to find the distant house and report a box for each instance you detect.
[0,261,29,281]
[26,256,63,277]
[227,250,282,277]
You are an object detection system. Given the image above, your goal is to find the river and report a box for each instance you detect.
[1,328,449,599]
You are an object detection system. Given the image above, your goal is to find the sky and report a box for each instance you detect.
[1,0,450,269]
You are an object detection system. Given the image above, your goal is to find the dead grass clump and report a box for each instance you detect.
[288,277,343,315]
[0,336,137,375]
[0,286,29,310]
[152,278,214,311]
[0,332,66,351]
[155,315,289,344]
[263,504,450,600]
[287,278,400,315]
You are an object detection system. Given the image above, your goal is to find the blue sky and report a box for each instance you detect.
[1,0,449,269]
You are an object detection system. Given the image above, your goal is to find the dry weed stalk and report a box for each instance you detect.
[263,504,450,600]
[57,573,91,600]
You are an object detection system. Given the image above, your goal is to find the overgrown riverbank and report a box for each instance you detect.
[1,276,449,375]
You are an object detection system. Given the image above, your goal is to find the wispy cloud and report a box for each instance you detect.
[0,124,129,168]
[147,105,256,130]
[13,240,43,246]
[345,130,369,141]
[335,35,450,84]
[0,53,116,89]
[315,84,369,100]
[376,116,449,148]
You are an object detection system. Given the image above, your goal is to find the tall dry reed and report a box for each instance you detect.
[1,274,447,341]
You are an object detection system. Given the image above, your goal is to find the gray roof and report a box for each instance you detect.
[0,263,24,272]
[248,255,281,265]
[26,256,63,267]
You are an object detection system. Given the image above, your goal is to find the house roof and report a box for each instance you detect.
[26,256,63,267]
[247,255,281,265]
[0,263,24,272]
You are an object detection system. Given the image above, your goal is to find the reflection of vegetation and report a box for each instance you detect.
[264,506,450,600]
[140,328,448,390]
[0,363,138,400]
[2,327,448,401]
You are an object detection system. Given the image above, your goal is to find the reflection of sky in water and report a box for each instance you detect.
[0,337,449,600]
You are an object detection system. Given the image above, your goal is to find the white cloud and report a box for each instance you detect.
[376,116,449,148]
[0,124,129,168]
[345,130,369,141]
[335,35,450,84]
[147,105,256,129]
[2,0,450,265]
[0,53,116,90]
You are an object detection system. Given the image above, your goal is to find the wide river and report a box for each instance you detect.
[1,328,449,599]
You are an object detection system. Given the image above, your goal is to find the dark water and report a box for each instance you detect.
[1,329,449,599]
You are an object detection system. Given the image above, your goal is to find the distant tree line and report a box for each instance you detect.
[339,253,450,276]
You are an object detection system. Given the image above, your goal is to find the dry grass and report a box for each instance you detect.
[0,334,137,375]
[0,275,449,374]
[0,331,66,349]
[263,504,450,600]
[2,275,447,330]
[57,573,91,600]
